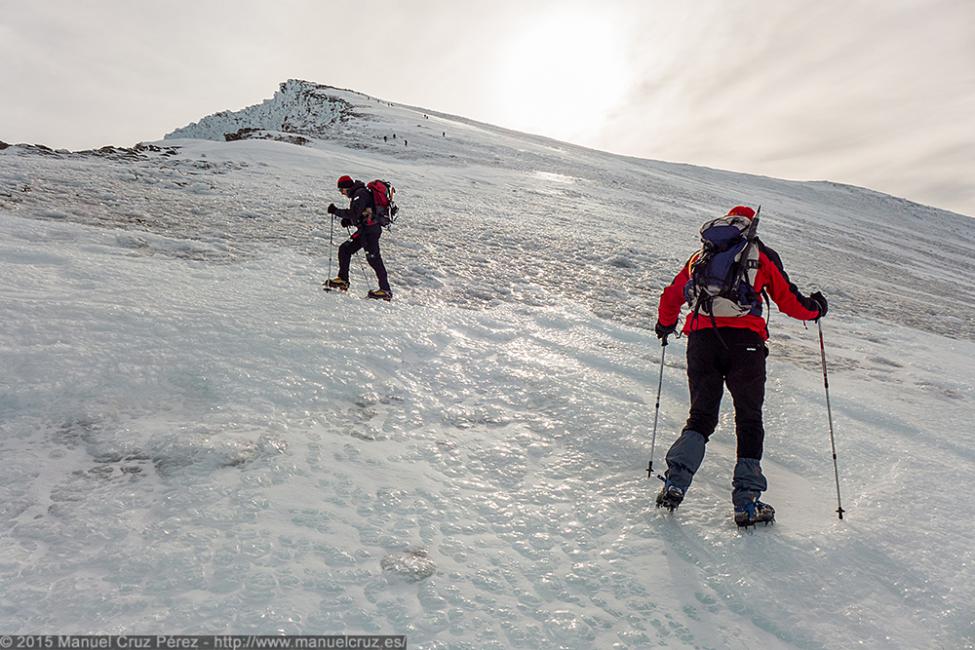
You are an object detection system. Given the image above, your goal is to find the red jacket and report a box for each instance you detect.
[658,241,820,340]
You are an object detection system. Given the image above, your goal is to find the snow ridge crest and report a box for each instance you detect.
[165,79,356,143]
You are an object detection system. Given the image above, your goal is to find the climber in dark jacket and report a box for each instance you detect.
[325,175,392,300]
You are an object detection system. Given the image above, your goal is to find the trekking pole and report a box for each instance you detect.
[817,319,846,519]
[327,215,335,280]
[646,338,668,482]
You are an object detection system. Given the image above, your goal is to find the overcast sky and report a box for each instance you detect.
[2,0,973,216]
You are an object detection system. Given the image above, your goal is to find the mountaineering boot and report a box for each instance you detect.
[655,483,684,511]
[367,289,393,301]
[325,276,350,291]
[734,498,775,528]
[732,458,768,507]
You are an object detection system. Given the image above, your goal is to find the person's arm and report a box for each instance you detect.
[331,188,370,226]
[657,259,691,328]
[759,244,821,320]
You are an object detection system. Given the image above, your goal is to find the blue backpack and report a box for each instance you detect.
[684,209,763,320]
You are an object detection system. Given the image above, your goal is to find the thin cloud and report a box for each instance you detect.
[594,1,975,215]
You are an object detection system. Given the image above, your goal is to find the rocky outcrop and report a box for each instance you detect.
[3,141,181,161]
[166,79,355,142]
[223,127,309,146]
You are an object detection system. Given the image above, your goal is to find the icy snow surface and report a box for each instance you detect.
[1,81,973,648]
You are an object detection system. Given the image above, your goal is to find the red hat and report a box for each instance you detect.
[727,205,756,219]
[337,175,354,189]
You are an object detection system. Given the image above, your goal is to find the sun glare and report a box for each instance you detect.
[492,10,630,142]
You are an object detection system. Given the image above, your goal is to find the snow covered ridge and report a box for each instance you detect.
[166,79,362,143]
[0,141,181,159]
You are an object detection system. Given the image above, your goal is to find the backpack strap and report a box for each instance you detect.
[708,310,729,349]
[762,287,772,330]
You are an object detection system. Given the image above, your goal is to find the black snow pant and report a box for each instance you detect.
[338,224,390,292]
[664,328,769,506]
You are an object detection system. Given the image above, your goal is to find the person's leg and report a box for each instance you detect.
[724,330,768,506]
[337,234,364,282]
[664,331,725,491]
[362,228,390,292]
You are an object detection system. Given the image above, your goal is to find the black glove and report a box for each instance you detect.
[340,217,352,228]
[810,291,828,318]
[327,203,337,215]
[655,320,677,342]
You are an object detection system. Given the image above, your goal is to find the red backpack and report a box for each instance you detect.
[367,179,398,227]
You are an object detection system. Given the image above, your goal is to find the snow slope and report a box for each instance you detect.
[1,81,973,648]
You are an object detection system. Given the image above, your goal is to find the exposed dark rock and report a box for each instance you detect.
[224,127,308,146]
[19,143,62,157]
[276,134,309,146]
[225,127,261,142]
